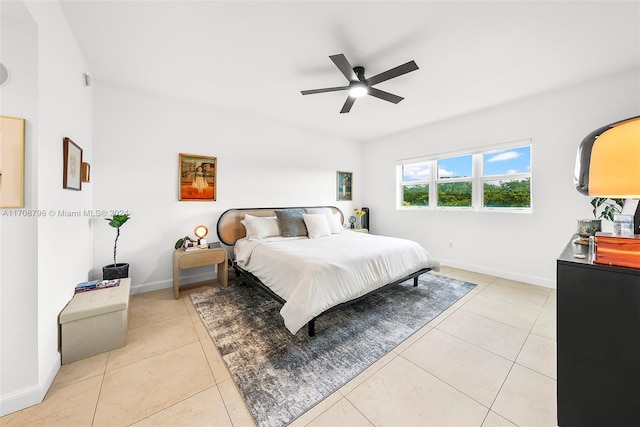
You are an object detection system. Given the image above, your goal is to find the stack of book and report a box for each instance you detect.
[74,279,121,294]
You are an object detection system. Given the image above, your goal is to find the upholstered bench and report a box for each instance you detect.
[59,278,131,364]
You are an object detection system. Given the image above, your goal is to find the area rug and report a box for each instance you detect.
[190,273,476,427]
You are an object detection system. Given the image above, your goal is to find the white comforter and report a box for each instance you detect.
[235,231,441,334]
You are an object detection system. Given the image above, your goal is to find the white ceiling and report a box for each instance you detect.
[59,1,640,142]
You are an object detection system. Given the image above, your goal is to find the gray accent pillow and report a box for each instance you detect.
[275,209,308,237]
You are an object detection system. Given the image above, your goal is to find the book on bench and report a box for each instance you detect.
[74,279,121,294]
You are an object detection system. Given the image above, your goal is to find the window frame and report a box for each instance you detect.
[397,140,532,213]
[436,154,474,209]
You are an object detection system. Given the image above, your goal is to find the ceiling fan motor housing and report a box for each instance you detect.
[353,66,366,81]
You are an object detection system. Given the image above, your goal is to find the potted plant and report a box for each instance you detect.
[591,197,625,222]
[103,214,131,280]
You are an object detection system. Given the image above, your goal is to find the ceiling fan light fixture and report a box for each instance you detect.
[348,82,368,98]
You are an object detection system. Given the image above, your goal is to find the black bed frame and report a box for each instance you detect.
[233,263,433,336]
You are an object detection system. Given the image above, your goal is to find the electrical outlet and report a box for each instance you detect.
[449,242,453,248]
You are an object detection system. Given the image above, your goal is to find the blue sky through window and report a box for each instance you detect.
[403,162,430,182]
[438,155,472,178]
[483,146,530,175]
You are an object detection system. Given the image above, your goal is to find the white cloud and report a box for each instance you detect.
[438,168,455,177]
[487,151,520,162]
[403,163,430,181]
[507,169,518,174]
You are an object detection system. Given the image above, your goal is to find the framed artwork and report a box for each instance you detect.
[336,171,352,201]
[63,137,82,190]
[81,162,91,183]
[0,115,25,207]
[179,153,217,201]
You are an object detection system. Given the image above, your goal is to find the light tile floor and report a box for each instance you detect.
[1,267,557,426]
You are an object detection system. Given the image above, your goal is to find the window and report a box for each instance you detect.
[397,141,531,212]
[482,146,531,208]
[400,162,430,207]
[437,154,472,207]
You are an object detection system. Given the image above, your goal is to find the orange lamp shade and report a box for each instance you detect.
[575,116,640,198]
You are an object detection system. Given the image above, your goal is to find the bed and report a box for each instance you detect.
[217,206,441,336]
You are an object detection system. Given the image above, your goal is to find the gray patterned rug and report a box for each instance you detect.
[190,271,475,427]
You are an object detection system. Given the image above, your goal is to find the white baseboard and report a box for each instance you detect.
[0,353,60,417]
[437,258,556,289]
[130,270,220,295]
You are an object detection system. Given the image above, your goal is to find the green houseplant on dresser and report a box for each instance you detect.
[103,214,131,280]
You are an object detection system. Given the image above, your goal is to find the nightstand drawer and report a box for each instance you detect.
[178,249,226,268]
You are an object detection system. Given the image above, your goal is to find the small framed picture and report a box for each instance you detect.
[179,153,217,201]
[337,171,352,201]
[81,162,91,183]
[63,137,83,190]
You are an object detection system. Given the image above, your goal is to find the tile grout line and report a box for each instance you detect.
[398,353,494,417]
[91,350,110,426]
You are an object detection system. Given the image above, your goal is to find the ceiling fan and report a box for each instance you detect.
[301,54,419,114]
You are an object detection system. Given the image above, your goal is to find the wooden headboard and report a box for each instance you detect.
[216,206,344,246]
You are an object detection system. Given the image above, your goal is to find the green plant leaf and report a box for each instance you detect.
[105,214,130,228]
[175,238,184,250]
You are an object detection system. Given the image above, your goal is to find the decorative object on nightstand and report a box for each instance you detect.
[353,208,366,229]
[173,246,228,299]
[194,225,209,248]
[361,207,370,231]
[574,219,601,245]
[348,215,356,229]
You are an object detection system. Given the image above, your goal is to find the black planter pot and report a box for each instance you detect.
[102,263,129,280]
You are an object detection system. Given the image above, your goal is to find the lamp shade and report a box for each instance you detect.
[575,116,640,198]
[194,225,208,239]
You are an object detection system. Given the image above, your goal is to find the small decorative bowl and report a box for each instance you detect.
[577,219,601,237]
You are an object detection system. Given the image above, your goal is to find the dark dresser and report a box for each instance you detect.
[557,236,640,426]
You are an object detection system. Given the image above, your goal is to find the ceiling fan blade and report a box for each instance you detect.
[366,60,419,86]
[330,54,358,82]
[340,96,356,114]
[301,86,349,95]
[368,87,404,104]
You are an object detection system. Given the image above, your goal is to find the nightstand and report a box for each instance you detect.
[172,247,228,299]
[351,228,369,233]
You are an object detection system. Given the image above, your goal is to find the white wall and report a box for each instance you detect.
[363,69,640,288]
[91,84,362,293]
[0,0,39,411]
[0,0,93,416]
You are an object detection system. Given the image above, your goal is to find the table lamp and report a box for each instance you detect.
[575,116,640,234]
[194,225,209,248]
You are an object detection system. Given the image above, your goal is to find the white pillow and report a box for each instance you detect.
[306,208,343,234]
[240,215,280,240]
[245,213,275,220]
[329,212,344,234]
[303,214,331,239]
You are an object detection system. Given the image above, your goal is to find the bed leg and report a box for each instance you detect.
[413,276,419,287]
[308,320,315,337]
